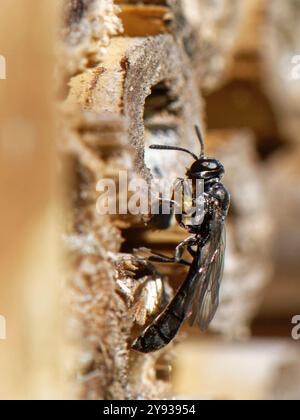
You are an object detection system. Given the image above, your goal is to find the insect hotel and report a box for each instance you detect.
[0,0,300,401]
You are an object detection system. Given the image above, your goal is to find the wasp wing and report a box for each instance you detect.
[132,220,226,353]
[188,221,226,331]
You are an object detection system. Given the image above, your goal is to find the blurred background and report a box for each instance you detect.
[0,0,300,400]
[173,0,300,400]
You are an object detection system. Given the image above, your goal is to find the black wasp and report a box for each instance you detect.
[132,126,230,353]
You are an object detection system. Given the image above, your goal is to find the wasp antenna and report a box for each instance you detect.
[149,144,198,161]
[195,126,205,158]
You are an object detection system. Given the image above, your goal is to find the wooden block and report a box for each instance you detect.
[173,339,300,400]
[117,4,173,36]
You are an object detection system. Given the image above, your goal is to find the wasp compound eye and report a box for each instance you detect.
[202,161,217,169]
[187,158,224,180]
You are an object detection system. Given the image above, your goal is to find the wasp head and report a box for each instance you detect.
[149,126,225,181]
[186,158,224,181]
[186,126,225,181]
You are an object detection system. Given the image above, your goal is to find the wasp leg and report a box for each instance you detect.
[150,236,198,267]
[187,246,197,258]
[132,250,198,353]
[151,197,175,230]
[175,212,187,230]
[174,236,198,260]
[133,247,190,266]
[149,252,191,267]
[151,195,181,213]
[152,178,186,229]
[173,177,193,230]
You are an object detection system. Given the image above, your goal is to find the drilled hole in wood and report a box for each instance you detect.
[144,81,181,122]
[116,0,173,37]
[154,353,173,382]
[118,80,187,262]
[143,81,184,182]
